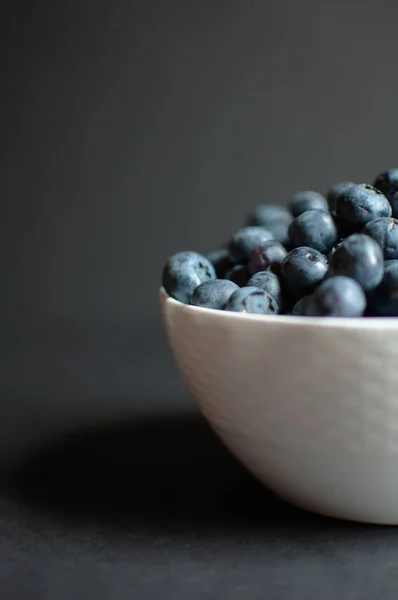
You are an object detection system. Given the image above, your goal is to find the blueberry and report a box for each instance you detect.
[280,247,328,301]
[306,276,366,317]
[265,220,292,246]
[246,205,293,244]
[288,209,338,254]
[334,183,391,232]
[224,286,279,314]
[326,181,355,214]
[162,251,216,303]
[368,260,398,316]
[246,271,282,306]
[290,191,328,217]
[363,217,398,260]
[229,227,274,263]
[327,233,383,291]
[207,248,234,278]
[192,279,239,310]
[247,204,291,225]
[247,241,288,275]
[373,169,398,217]
[291,295,314,316]
[224,264,249,287]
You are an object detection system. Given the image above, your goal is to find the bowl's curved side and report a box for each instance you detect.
[161,291,398,524]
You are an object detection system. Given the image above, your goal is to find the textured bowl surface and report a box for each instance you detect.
[160,288,398,524]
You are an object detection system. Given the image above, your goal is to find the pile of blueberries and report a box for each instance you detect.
[162,169,398,317]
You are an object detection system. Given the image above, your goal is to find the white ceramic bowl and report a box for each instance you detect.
[160,288,398,525]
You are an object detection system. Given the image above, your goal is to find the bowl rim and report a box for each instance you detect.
[160,287,398,330]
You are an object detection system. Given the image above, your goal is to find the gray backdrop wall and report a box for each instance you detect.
[2,0,398,328]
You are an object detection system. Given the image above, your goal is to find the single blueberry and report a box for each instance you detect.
[288,209,338,254]
[280,247,328,301]
[192,279,239,310]
[265,220,292,246]
[162,251,216,303]
[290,191,328,217]
[326,181,355,214]
[363,217,398,260]
[224,286,279,314]
[246,205,293,244]
[373,169,398,217]
[327,233,384,291]
[334,183,391,232]
[291,295,314,316]
[246,204,291,225]
[246,271,282,306]
[224,264,249,287]
[368,260,398,316]
[207,248,234,278]
[307,276,366,317]
[229,227,274,263]
[247,241,288,275]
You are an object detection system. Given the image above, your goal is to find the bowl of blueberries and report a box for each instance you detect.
[161,169,398,525]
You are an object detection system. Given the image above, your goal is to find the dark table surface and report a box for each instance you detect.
[1,324,398,599]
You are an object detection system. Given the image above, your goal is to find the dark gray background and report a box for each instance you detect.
[2,0,398,328]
